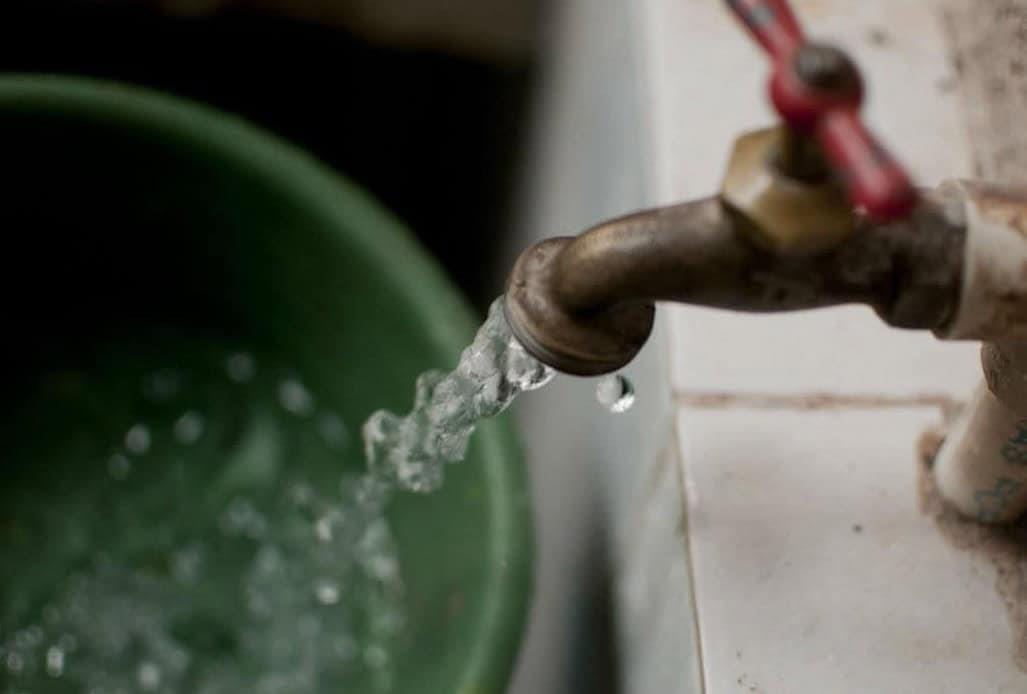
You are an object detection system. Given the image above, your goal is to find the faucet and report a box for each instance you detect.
[504,0,1027,522]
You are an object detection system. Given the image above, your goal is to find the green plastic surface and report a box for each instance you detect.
[0,75,532,693]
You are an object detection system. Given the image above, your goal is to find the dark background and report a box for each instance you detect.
[0,2,619,691]
[0,1,533,308]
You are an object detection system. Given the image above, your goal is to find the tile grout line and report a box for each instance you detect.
[674,390,963,416]
[669,418,708,694]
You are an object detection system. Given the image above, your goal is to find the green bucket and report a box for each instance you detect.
[0,76,531,693]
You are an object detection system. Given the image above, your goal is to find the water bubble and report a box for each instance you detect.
[364,645,388,669]
[596,374,635,413]
[171,545,203,585]
[315,511,344,543]
[142,369,182,402]
[413,370,446,409]
[277,379,315,417]
[253,545,283,577]
[376,608,406,634]
[221,497,266,538]
[137,661,162,690]
[108,453,132,481]
[297,614,322,640]
[288,482,314,509]
[368,555,398,581]
[45,646,65,677]
[314,578,341,605]
[6,651,24,674]
[225,352,257,383]
[332,636,357,661]
[12,351,419,691]
[124,424,151,455]
[24,626,43,647]
[174,411,205,445]
[316,411,349,450]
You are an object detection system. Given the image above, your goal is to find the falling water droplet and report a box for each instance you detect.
[596,374,635,413]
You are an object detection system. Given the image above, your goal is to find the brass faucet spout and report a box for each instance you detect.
[504,190,966,376]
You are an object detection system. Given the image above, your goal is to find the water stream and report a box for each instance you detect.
[363,298,554,494]
[1,297,633,694]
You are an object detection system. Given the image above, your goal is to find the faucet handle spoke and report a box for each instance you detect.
[818,110,918,221]
[725,0,804,60]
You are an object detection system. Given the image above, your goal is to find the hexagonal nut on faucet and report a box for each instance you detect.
[720,127,856,255]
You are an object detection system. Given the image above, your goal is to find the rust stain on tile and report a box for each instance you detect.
[919,427,1027,672]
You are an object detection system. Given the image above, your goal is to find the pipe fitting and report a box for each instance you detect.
[929,182,1027,523]
[721,127,854,255]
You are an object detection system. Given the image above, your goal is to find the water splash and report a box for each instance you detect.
[2,353,404,694]
[596,374,635,413]
[362,298,554,493]
[3,296,562,693]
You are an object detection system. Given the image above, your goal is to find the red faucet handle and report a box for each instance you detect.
[727,1,920,221]
[817,110,918,220]
[726,0,804,60]
[768,42,919,221]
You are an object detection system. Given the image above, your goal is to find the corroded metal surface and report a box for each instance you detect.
[505,189,966,375]
[504,238,655,376]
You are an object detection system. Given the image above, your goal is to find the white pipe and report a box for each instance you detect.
[934,382,1027,522]
[938,181,1027,343]
[934,181,1027,523]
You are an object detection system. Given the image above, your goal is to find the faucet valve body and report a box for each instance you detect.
[720,127,854,255]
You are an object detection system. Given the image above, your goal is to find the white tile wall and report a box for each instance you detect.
[515,0,1027,691]
[631,0,1025,692]
[616,443,701,694]
[678,407,1024,693]
[667,305,981,398]
[637,0,982,400]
